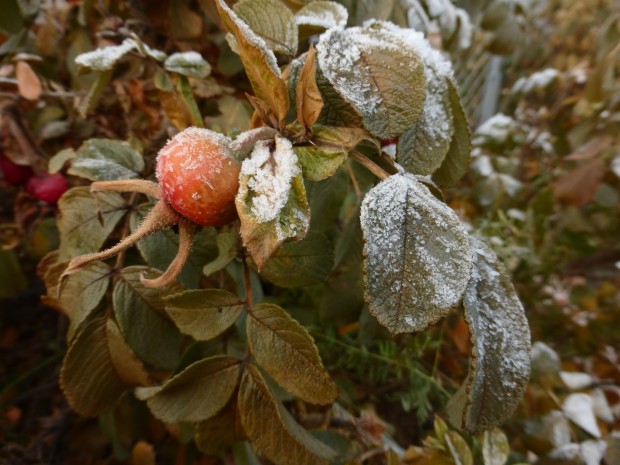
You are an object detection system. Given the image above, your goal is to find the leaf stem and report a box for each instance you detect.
[350,150,389,180]
[242,249,254,312]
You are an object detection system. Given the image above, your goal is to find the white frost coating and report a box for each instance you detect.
[512,68,559,94]
[581,440,607,465]
[294,1,348,29]
[447,236,531,434]
[164,51,211,78]
[361,173,473,334]
[455,8,473,49]
[75,39,137,71]
[563,393,601,438]
[475,113,517,144]
[239,136,301,224]
[218,0,281,76]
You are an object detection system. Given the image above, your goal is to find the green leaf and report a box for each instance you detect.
[57,187,127,261]
[445,431,473,465]
[59,260,111,339]
[315,61,364,128]
[69,138,144,182]
[131,205,217,288]
[293,145,346,182]
[316,25,426,139]
[247,303,337,404]
[203,232,238,277]
[236,136,310,269]
[49,148,76,174]
[233,0,297,57]
[432,78,472,186]
[207,95,253,137]
[106,319,151,387]
[446,237,531,435]
[112,266,184,370]
[76,70,112,118]
[238,365,337,465]
[135,356,240,423]
[482,428,510,465]
[60,317,127,417]
[0,249,27,299]
[216,0,289,122]
[164,289,244,341]
[294,2,348,36]
[360,174,473,334]
[164,51,211,78]
[258,232,334,288]
[195,397,247,455]
[177,75,204,128]
[313,125,378,152]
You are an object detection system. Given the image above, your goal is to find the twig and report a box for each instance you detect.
[242,249,254,312]
[350,150,389,180]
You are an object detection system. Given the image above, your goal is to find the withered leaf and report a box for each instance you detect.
[296,46,323,129]
[16,61,42,101]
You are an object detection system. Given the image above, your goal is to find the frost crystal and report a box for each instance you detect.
[361,173,473,334]
[75,39,137,71]
[240,136,301,224]
[294,2,348,30]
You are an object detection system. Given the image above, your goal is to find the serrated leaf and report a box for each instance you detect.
[360,174,472,334]
[315,61,363,127]
[236,136,310,269]
[233,0,297,57]
[258,232,334,288]
[69,138,144,182]
[433,78,472,186]
[135,356,240,423]
[106,319,151,387]
[247,303,337,404]
[60,317,127,416]
[195,396,247,455]
[164,51,211,78]
[59,260,111,339]
[112,267,184,370]
[57,187,127,261]
[130,205,217,288]
[216,0,289,122]
[164,289,244,341]
[294,1,348,35]
[238,365,337,465]
[203,232,238,277]
[446,237,531,434]
[482,428,510,465]
[293,145,346,182]
[316,26,426,139]
[296,46,323,129]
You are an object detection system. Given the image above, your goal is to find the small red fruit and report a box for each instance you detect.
[0,155,33,185]
[156,127,240,226]
[27,173,69,204]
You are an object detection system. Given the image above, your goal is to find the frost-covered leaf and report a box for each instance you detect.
[238,365,337,465]
[316,25,426,139]
[195,397,247,455]
[236,136,310,269]
[61,317,127,417]
[59,260,111,338]
[131,207,217,289]
[483,428,510,465]
[57,187,126,261]
[433,78,472,186]
[216,0,289,121]
[74,38,137,71]
[135,356,240,423]
[105,319,151,387]
[562,393,601,438]
[112,267,184,370]
[69,138,144,182]
[164,51,211,78]
[296,46,323,129]
[247,303,337,404]
[259,232,334,288]
[447,237,531,434]
[203,232,238,277]
[164,289,244,341]
[233,0,297,56]
[294,1,348,35]
[360,173,472,334]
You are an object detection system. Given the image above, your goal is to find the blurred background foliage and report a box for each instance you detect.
[0,0,618,464]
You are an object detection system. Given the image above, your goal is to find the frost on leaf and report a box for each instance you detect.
[446,237,531,435]
[164,51,211,78]
[316,25,426,139]
[236,136,310,269]
[360,173,472,334]
[75,38,165,72]
[294,1,348,32]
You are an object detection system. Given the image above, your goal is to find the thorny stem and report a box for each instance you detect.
[91,180,161,199]
[114,192,139,270]
[242,249,254,312]
[350,150,389,180]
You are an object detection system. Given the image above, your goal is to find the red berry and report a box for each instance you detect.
[27,173,69,204]
[156,127,240,226]
[0,155,33,185]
